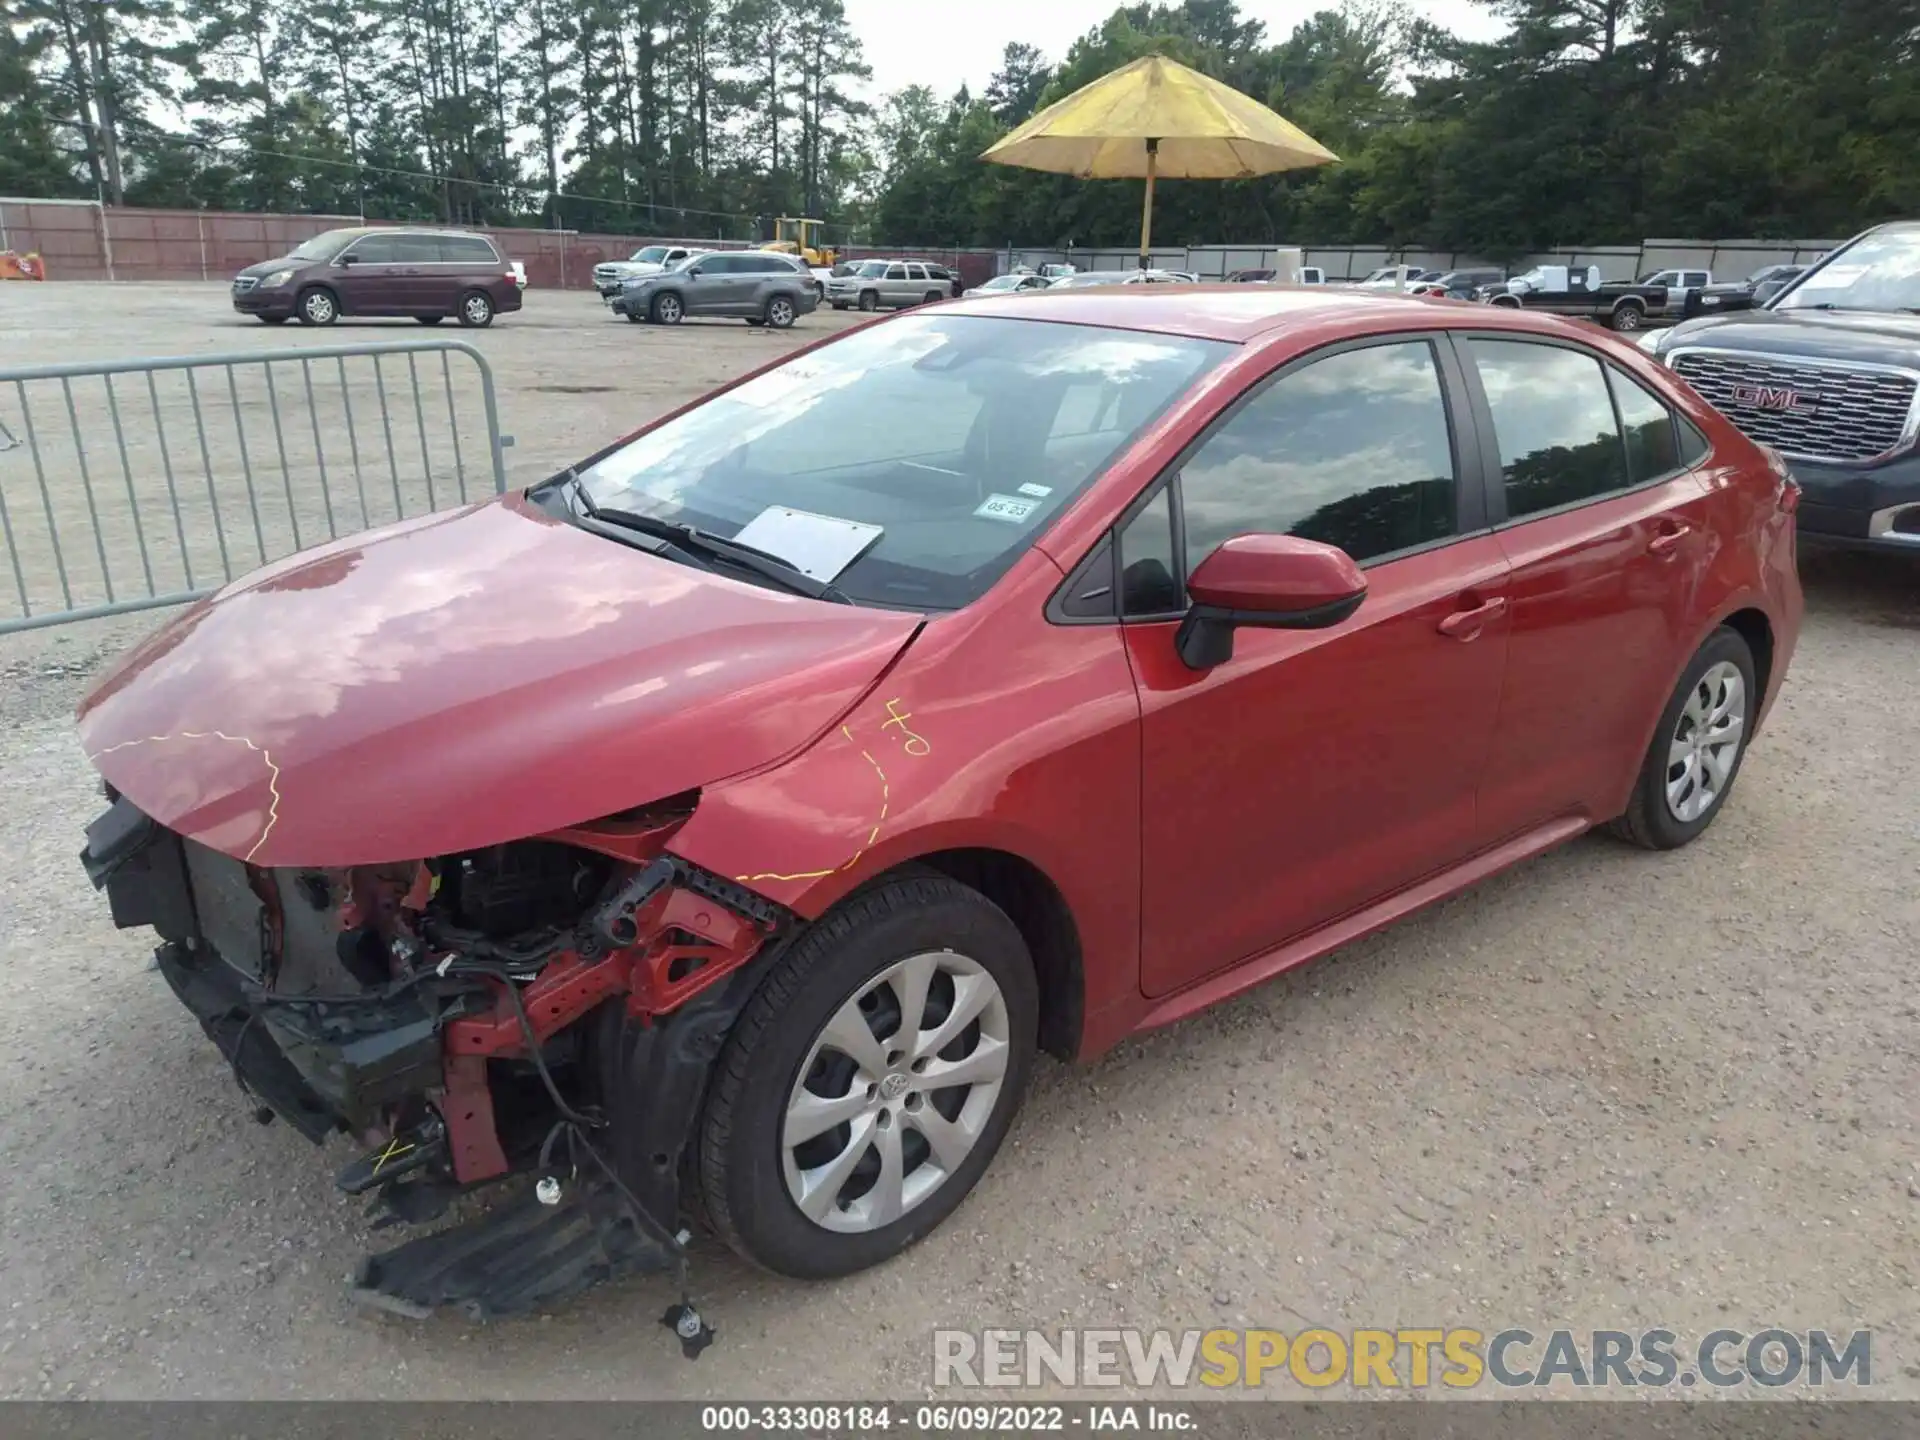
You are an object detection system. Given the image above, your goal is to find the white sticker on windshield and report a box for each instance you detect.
[974,493,1038,524]
[1017,483,1053,498]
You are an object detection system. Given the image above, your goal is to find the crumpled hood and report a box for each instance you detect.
[78,493,922,867]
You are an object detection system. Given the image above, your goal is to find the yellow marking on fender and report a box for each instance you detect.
[87,729,284,863]
[735,724,890,884]
[881,697,931,756]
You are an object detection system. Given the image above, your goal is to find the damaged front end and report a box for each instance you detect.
[81,787,788,1337]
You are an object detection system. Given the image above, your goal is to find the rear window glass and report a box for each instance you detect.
[572,315,1230,610]
[1609,370,1682,483]
[439,235,499,264]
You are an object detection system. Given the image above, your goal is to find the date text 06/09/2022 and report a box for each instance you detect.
[700,1404,1197,1433]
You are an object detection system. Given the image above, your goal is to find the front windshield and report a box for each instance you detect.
[569,314,1230,610]
[1513,268,1545,286]
[288,231,356,261]
[851,260,889,277]
[1774,232,1920,311]
[631,246,670,264]
[1051,272,1127,287]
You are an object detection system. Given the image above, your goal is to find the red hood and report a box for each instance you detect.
[77,493,922,866]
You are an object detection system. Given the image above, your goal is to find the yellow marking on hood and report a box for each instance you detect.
[88,729,284,863]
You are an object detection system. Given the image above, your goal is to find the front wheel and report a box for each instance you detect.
[295,287,338,326]
[1610,628,1757,850]
[857,291,879,312]
[698,873,1038,1278]
[652,292,683,325]
[457,290,494,328]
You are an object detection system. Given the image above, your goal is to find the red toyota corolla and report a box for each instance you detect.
[77,288,1800,1323]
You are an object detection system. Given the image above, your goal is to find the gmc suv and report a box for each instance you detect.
[1643,221,1920,551]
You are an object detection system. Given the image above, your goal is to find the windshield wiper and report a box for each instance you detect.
[565,475,851,604]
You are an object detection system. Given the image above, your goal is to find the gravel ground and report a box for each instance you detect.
[0,285,1916,1401]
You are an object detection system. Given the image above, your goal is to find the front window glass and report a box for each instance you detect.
[1774,230,1920,312]
[571,315,1230,610]
[1178,340,1458,567]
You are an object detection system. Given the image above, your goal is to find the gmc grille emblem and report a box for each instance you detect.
[1729,382,1816,414]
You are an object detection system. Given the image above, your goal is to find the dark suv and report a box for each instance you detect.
[230,227,523,328]
[1643,221,1920,552]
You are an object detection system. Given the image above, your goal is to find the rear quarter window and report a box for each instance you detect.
[439,235,500,264]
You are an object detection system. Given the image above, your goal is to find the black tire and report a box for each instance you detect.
[652,292,684,324]
[831,301,849,311]
[456,290,494,328]
[922,290,943,306]
[1490,295,1521,309]
[698,873,1038,1278]
[765,293,797,329]
[1610,627,1757,851]
[294,286,338,326]
[857,290,878,312]
[257,315,289,325]
[415,315,443,325]
[1610,299,1645,331]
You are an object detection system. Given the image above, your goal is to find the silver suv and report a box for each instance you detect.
[611,252,820,328]
[826,259,956,312]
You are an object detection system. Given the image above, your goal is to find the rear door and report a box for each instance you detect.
[882,263,910,306]
[1457,334,1718,839]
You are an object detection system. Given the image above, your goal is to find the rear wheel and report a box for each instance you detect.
[765,294,797,329]
[456,290,494,328]
[1610,628,1756,850]
[1610,300,1645,332]
[698,873,1038,1278]
[295,286,338,326]
[857,290,878,312]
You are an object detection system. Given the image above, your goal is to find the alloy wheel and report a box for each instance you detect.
[769,297,795,327]
[781,950,1010,1234]
[302,290,336,324]
[1665,660,1745,822]
[462,293,491,326]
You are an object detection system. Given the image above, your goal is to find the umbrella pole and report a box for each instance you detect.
[1138,138,1158,270]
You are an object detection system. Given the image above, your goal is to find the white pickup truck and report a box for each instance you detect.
[593,244,711,298]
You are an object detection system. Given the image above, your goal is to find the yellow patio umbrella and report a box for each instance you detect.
[980,54,1338,269]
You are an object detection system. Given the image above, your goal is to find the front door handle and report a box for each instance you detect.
[1438,595,1508,640]
[1648,520,1692,557]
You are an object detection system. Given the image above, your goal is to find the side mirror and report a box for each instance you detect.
[1175,534,1367,670]
[685,266,703,278]
[336,251,359,266]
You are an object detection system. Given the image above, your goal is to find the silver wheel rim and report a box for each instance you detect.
[771,299,793,325]
[782,950,1010,1234]
[464,295,489,323]
[660,296,680,322]
[306,293,333,322]
[1616,307,1640,330]
[1666,661,1745,823]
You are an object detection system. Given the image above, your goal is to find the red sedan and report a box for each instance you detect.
[77,287,1801,1319]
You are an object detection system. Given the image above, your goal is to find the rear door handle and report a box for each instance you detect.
[1648,521,1692,556]
[1438,595,1508,639]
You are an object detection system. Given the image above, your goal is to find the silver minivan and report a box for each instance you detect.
[825,259,956,311]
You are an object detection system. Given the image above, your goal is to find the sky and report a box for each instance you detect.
[840,0,1506,102]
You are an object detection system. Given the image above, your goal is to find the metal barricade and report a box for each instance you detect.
[0,340,509,634]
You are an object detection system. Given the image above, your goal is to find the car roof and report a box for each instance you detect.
[953,284,1590,343]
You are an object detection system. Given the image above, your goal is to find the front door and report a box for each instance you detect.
[335,233,409,315]
[1124,335,1513,997]
[1457,335,1720,839]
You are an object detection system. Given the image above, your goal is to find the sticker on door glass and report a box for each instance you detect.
[974,493,1038,523]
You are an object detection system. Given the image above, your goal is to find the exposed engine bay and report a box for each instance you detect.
[80,786,790,1342]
